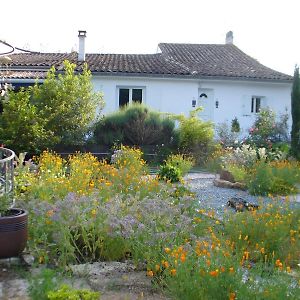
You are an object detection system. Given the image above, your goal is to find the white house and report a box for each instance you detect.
[1,31,292,132]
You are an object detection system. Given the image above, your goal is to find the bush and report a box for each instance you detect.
[231,117,240,133]
[47,284,100,300]
[31,61,103,147]
[165,154,195,175]
[248,161,300,195]
[94,104,176,147]
[0,61,102,153]
[215,122,240,148]
[28,268,60,300]
[224,203,300,267]
[247,108,289,149]
[225,164,247,183]
[174,109,214,164]
[220,144,262,169]
[158,164,182,183]
[0,89,52,153]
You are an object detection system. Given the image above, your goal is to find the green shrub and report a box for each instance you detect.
[28,268,60,300]
[158,164,182,182]
[231,117,240,133]
[94,104,176,147]
[47,284,100,300]
[173,109,214,164]
[0,89,52,153]
[224,203,300,267]
[248,161,300,195]
[215,122,240,148]
[165,154,195,175]
[247,108,289,149]
[0,61,102,153]
[225,164,247,183]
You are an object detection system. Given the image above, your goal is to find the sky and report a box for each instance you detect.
[1,0,300,75]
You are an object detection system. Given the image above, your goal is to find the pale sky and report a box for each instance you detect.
[1,0,299,75]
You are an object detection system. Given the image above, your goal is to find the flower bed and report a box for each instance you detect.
[14,147,300,299]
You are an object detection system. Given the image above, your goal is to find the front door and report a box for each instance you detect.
[198,89,214,121]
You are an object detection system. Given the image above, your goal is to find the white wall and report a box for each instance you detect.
[92,75,292,133]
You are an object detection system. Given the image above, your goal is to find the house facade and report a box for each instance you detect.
[1,31,292,133]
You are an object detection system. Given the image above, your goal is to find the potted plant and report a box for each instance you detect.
[0,147,28,258]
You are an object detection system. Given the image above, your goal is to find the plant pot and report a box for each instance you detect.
[0,208,28,258]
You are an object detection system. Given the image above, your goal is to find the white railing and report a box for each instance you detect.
[0,147,15,198]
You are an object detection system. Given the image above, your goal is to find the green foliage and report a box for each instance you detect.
[158,164,182,182]
[165,154,195,175]
[0,89,51,153]
[248,161,300,195]
[231,117,240,133]
[47,284,100,300]
[225,164,247,183]
[247,108,289,148]
[171,109,214,165]
[203,144,224,172]
[215,122,240,148]
[0,61,102,153]
[291,66,300,159]
[0,194,11,216]
[31,61,103,146]
[28,268,60,300]
[224,203,300,267]
[94,103,175,147]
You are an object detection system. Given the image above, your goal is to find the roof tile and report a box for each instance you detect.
[3,43,292,81]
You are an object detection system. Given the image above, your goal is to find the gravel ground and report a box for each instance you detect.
[184,173,300,220]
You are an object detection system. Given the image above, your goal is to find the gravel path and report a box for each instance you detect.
[184,173,300,220]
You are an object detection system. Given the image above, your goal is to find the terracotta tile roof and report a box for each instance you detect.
[6,52,189,76]
[159,43,291,81]
[3,43,292,81]
[0,70,46,79]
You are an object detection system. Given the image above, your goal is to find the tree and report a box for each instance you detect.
[291,66,300,159]
[0,89,52,153]
[31,60,104,146]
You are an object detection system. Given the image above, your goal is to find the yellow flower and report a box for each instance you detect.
[229,292,236,300]
[91,209,97,217]
[170,269,176,276]
[45,219,52,225]
[39,256,45,264]
[275,259,281,267]
[147,270,154,277]
[229,267,234,273]
[244,251,250,260]
[286,266,291,273]
[164,247,171,254]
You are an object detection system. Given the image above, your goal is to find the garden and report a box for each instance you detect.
[0,62,299,299]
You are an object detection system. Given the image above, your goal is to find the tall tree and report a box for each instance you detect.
[291,66,300,159]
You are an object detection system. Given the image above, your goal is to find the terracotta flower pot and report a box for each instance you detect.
[0,208,28,258]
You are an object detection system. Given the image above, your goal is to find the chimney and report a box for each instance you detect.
[78,30,87,61]
[225,31,233,44]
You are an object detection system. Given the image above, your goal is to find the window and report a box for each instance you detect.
[118,87,144,107]
[251,96,261,113]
